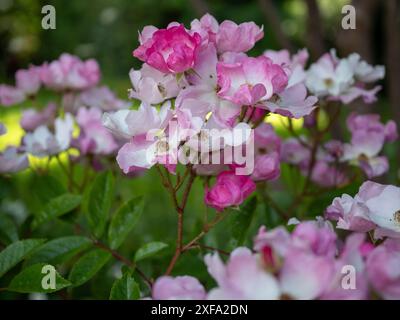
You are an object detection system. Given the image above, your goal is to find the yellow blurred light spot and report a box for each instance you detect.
[0,109,24,151]
[266,113,303,130]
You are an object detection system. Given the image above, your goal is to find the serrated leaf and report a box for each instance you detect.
[0,239,46,278]
[230,196,258,247]
[8,263,71,293]
[134,242,168,262]
[68,249,111,287]
[0,214,19,244]
[108,197,144,249]
[32,194,82,229]
[109,272,140,300]
[25,236,92,267]
[86,171,115,238]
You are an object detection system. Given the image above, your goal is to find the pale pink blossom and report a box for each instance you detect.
[306,50,384,104]
[0,85,25,107]
[321,233,369,300]
[177,44,241,128]
[217,56,288,106]
[15,65,42,96]
[326,181,400,238]
[41,53,100,91]
[75,107,118,155]
[264,83,317,119]
[102,102,172,140]
[23,113,74,157]
[0,147,29,174]
[190,13,219,46]
[341,113,397,178]
[76,86,129,111]
[129,63,180,105]
[326,194,376,232]
[205,248,280,300]
[216,20,263,54]
[20,103,56,132]
[366,239,400,300]
[152,276,206,300]
[252,152,280,181]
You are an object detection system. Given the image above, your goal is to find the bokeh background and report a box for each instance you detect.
[0,0,399,299]
[0,0,399,102]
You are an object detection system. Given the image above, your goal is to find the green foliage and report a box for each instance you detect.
[109,271,140,300]
[8,263,71,293]
[32,194,82,229]
[134,242,168,262]
[0,214,19,245]
[24,236,92,267]
[0,239,46,278]
[86,171,115,238]
[229,196,258,247]
[68,249,111,287]
[108,196,144,250]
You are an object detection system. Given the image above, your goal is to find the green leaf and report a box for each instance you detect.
[0,239,46,278]
[109,272,140,300]
[134,242,168,262]
[0,214,19,244]
[32,193,82,229]
[33,174,66,204]
[68,249,111,287]
[230,196,258,247]
[108,197,144,249]
[86,171,115,238]
[8,263,71,293]
[24,236,92,267]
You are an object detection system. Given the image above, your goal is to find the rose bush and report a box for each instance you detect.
[0,14,399,300]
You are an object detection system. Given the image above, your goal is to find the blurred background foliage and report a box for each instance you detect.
[1,0,399,115]
[0,0,369,80]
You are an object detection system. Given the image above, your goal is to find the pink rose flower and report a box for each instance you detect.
[366,239,400,300]
[217,56,288,106]
[251,152,280,181]
[0,85,25,107]
[15,65,42,96]
[152,276,206,300]
[41,53,100,91]
[204,171,256,211]
[216,20,263,54]
[133,24,201,74]
[20,103,56,132]
[205,247,280,300]
[75,107,118,155]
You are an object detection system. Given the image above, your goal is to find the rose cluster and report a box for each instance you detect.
[153,182,400,300]
[101,14,322,212]
[1,13,399,301]
[0,53,129,173]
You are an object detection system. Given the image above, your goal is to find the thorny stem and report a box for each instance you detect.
[158,164,229,275]
[287,104,342,216]
[181,212,229,253]
[93,239,153,290]
[186,243,230,256]
[164,167,197,275]
[72,222,153,290]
